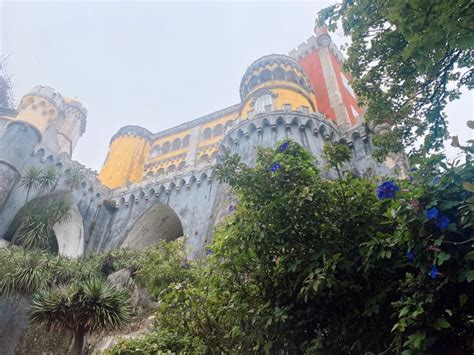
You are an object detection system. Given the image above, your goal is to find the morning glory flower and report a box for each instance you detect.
[407,175,414,182]
[406,251,415,262]
[270,162,282,173]
[278,141,290,152]
[228,204,235,213]
[432,175,441,185]
[429,265,439,279]
[409,167,418,172]
[435,215,450,229]
[425,207,439,220]
[376,181,399,200]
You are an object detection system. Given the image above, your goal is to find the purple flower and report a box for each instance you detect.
[206,249,213,256]
[409,167,418,172]
[270,162,282,173]
[228,204,235,213]
[407,175,414,182]
[376,181,399,200]
[432,175,441,185]
[425,207,439,220]
[278,141,290,152]
[435,215,450,229]
[429,265,439,279]
[406,250,415,262]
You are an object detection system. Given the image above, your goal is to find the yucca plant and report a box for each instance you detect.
[19,166,42,205]
[28,278,131,355]
[12,198,71,252]
[64,166,84,192]
[38,165,58,193]
[0,247,54,297]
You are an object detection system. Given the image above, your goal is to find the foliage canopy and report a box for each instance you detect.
[318,0,474,158]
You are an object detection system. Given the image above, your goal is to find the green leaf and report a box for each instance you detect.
[459,293,468,307]
[465,251,474,261]
[462,182,474,193]
[466,270,474,283]
[432,317,451,330]
[437,252,451,265]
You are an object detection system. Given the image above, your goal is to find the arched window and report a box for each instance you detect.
[172,138,181,151]
[259,70,272,83]
[273,67,286,81]
[254,94,273,114]
[201,127,212,140]
[182,135,190,147]
[156,168,165,176]
[161,142,171,154]
[150,145,160,158]
[213,124,224,137]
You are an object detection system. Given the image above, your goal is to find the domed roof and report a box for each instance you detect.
[239,54,312,101]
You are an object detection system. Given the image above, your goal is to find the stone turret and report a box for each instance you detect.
[58,97,87,156]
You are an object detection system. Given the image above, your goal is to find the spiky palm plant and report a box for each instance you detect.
[38,165,58,193]
[19,166,42,205]
[28,278,131,355]
[12,198,71,252]
[0,247,54,297]
[65,166,84,192]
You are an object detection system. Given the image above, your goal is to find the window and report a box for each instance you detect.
[150,145,160,158]
[182,135,190,147]
[161,142,171,154]
[171,138,181,150]
[254,94,272,114]
[201,127,212,140]
[213,124,223,137]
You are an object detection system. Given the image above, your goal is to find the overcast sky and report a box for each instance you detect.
[2,1,472,171]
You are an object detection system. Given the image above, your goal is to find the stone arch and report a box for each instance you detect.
[201,127,212,140]
[259,69,272,83]
[213,124,224,137]
[121,201,183,250]
[161,142,171,154]
[182,135,190,147]
[150,145,160,157]
[273,67,286,81]
[171,138,181,151]
[4,191,84,257]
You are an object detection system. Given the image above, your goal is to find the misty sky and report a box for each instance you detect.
[2,1,472,171]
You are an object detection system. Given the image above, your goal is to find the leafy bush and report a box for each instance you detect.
[112,140,472,354]
[134,239,190,300]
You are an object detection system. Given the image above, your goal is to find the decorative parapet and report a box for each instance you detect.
[109,125,154,145]
[289,35,345,64]
[219,110,341,154]
[63,99,87,136]
[0,107,17,118]
[152,104,241,140]
[22,86,65,118]
[109,167,215,208]
[239,54,313,101]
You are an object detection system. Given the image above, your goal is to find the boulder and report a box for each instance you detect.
[92,315,156,352]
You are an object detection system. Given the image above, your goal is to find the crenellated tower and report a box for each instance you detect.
[289,27,364,130]
[98,126,152,189]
